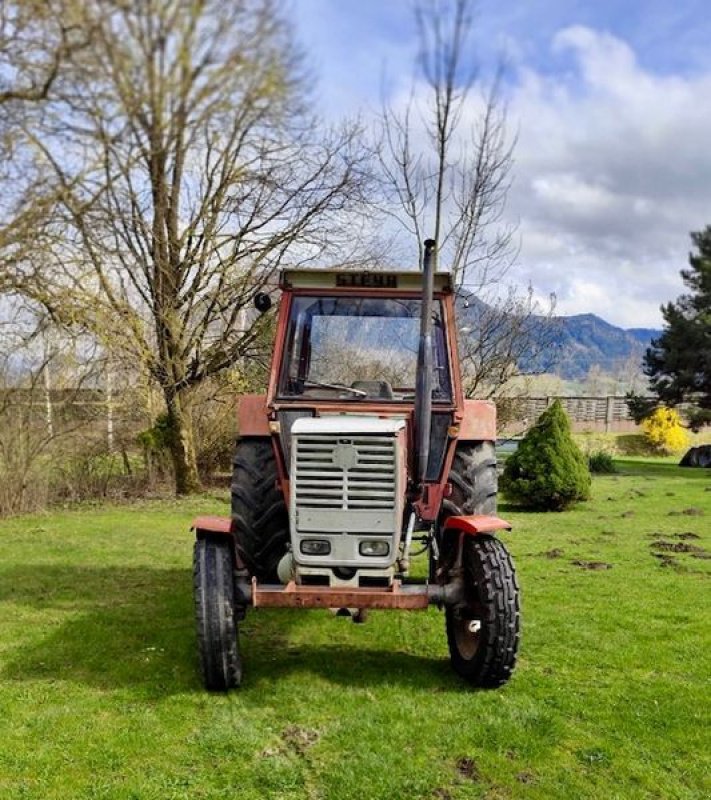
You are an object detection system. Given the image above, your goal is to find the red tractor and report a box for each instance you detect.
[192,241,520,689]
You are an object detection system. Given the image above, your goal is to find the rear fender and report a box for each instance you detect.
[238,394,270,437]
[457,399,496,441]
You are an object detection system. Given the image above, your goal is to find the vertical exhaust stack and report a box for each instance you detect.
[414,238,437,490]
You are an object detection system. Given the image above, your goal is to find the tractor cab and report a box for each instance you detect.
[274,271,455,404]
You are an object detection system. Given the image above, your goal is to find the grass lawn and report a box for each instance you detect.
[0,461,709,799]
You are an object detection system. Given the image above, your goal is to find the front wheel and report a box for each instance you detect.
[193,538,243,690]
[446,535,520,688]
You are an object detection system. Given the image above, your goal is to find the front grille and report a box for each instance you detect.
[289,417,405,568]
[293,434,396,511]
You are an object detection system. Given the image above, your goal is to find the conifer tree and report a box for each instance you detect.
[644,226,711,430]
[501,400,591,511]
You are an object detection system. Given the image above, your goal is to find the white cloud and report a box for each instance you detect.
[503,25,711,327]
[296,8,709,330]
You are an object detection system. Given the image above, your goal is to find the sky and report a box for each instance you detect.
[290,0,711,328]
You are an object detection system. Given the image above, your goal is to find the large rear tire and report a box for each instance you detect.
[446,535,520,688]
[230,438,289,582]
[432,440,497,582]
[444,440,497,518]
[193,538,242,691]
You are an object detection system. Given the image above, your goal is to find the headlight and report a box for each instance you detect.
[359,540,389,557]
[300,539,331,556]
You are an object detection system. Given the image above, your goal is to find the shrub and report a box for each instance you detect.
[642,407,689,454]
[51,450,129,503]
[588,451,617,474]
[500,399,591,511]
[192,392,238,480]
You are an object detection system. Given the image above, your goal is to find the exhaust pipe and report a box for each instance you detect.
[414,238,436,489]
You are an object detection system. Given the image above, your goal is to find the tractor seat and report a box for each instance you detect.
[351,380,394,399]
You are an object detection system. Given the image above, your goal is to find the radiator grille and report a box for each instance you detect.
[293,434,396,510]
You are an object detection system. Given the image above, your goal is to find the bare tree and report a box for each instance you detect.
[458,285,559,398]
[0,1,91,286]
[380,0,515,286]
[0,1,79,104]
[379,0,559,395]
[9,0,373,493]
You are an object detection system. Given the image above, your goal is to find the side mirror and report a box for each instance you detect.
[254,292,272,313]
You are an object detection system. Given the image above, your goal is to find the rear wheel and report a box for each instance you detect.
[193,538,242,690]
[446,535,520,687]
[432,440,497,582]
[444,440,497,518]
[230,438,289,581]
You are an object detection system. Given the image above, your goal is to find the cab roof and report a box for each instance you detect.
[280,268,453,293]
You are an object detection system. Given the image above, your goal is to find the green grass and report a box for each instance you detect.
[0,464,709,799]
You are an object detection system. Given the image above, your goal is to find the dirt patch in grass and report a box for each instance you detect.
[668,507,705,516]
[456,757,479,781]
[649,540,706,554]
[620,511,635,518]
[675,532,701,540]
[261,725,320,759]
[653,553,680,568]
[572,560,613,570]
[281,725,320,756]
[542,548,564,559]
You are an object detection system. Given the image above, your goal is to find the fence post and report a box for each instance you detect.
[605,396,614,432]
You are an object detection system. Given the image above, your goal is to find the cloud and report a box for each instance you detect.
[292,5,709,329]
[505,25,711,327]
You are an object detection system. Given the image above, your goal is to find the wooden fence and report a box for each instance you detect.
[501,396,637,433]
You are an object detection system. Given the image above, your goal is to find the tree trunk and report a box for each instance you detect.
[164,387,201,495]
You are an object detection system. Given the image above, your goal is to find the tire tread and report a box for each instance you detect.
[230,439,289,581]
[193,538,242,690]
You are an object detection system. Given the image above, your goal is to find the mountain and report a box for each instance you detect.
[552,314,661,379]
[455,296,662,380]
[626,328,662,345]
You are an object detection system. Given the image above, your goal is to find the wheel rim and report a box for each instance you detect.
[453,614,482,660]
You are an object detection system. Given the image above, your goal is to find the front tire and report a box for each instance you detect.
[193,538,242,691]
[446,535,520,687]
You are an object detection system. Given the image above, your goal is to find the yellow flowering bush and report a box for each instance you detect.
[642,407,689,453]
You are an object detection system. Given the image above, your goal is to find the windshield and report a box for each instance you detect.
[278,296,452,402]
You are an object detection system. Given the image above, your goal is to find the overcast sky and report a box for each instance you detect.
[291,0,711,328]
